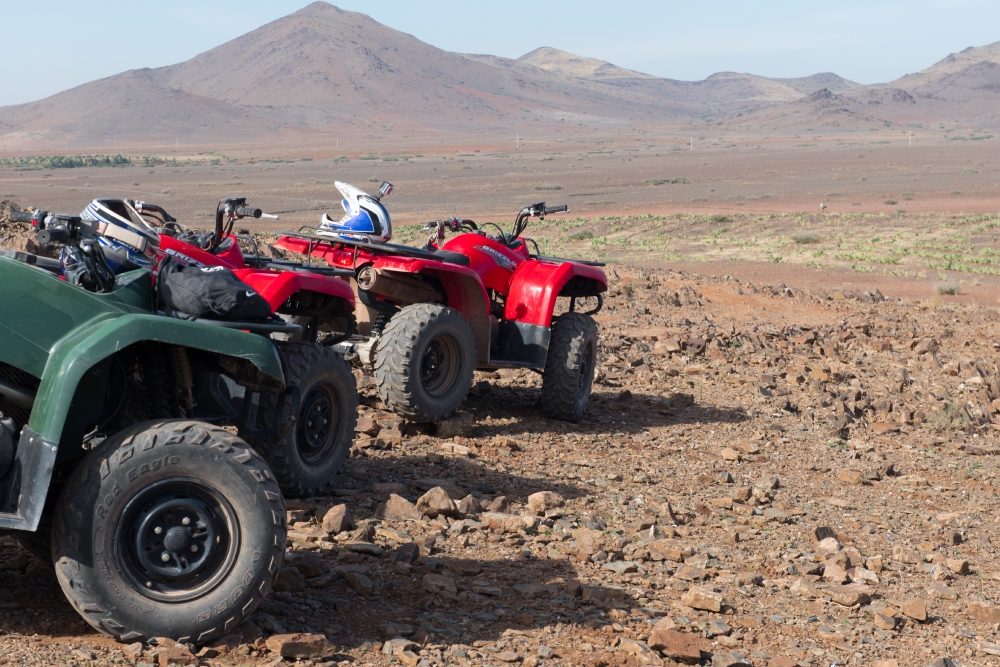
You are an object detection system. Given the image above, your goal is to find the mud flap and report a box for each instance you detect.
[491,321,551,369]
[0,427,57,531]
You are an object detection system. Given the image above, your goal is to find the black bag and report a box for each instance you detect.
[157,255,272,321]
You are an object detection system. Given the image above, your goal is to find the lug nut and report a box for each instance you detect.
[161,553,170,562]
[182,517,191,526]
[191,545,198,552]
[154,527,162,534]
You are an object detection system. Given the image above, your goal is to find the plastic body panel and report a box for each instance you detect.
[233,268,355,312]
[504,260,608,327]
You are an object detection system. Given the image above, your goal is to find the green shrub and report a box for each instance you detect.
[791,232,820,244]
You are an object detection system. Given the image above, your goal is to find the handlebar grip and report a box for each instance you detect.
[9,211,33,223]
[37,227,70,245]
[235,206,262,219]
[545,205,569,214]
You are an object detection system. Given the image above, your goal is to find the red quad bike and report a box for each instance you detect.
[90,196,360,497]
[275,200,608,422]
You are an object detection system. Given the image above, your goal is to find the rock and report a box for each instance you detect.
[647,540,694,562]
[706,619,731,637]
[812,526,837,542]
[293,552,328,577]
[450,558,482,576]
[399,650,421,666]
[72,649,95,661]
[769,659,800,667]
[322,504,355,535]
[416,486,459,518]
[837,469,865,485]
[979,642,1000,657]
[720,447,742,461]
[763,508,789,523]
[901,598,928,621]
[930,562,952,581]
[681,586,723,612]
[486,496,510,512]
[617,639,662,665]
[816,536,841,553]
[527,491,564,515]
[571,528,607,557]
[946,558,969,575]
[647,628,702,664]
[457,494,482,515]
[380,623,414,639]
[435,412,475,438]
[790,578,821,598]
[926,659,959,667]
[969,601,1000,624]
[712,652,751,667]
[346,571,374,597]
[392,542,421,565]
[356,416,381,436]
[377,494,424,521]
[823,564,849,583]
[496,651,521,663]
[537,646,555,659]
[265,634,335,660]
[872,610,897,630]
[825,584,872,607]
[383,638,417,655]
[483,512,527,533]
[928,582,958,600]
[157,647,197,666]
[124,643,143,661]
[513,583,549,598]
[422,573,457,595]
[892,545,921,564]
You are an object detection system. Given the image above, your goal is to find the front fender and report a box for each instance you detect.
[505,260,607,327]
[28,314,284,445]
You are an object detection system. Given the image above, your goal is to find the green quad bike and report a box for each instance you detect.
[0,223,303,644]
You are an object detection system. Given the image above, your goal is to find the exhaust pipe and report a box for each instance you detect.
[357,266,442,305]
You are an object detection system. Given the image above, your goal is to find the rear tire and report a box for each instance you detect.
[374,303,476,421]
[541,313,598,421]
[252,343,358,498]
[51,420,286,645]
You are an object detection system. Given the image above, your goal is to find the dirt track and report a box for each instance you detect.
[0,257,999,666]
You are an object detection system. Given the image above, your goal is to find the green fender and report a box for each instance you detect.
[29,314,285,444]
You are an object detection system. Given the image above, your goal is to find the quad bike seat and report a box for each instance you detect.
[432,249,471,267]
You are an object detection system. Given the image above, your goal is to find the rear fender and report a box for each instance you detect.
[234,269,355,314]
[371,258,492,364]
[504,260,607,327]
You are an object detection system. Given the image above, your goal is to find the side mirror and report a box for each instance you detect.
[378,181,394,200]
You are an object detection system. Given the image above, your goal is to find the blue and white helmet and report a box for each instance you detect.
[317,181,392,243]
[80,198,160,273]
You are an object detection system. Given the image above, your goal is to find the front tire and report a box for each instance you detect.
[541,313,598,421]
[51,420,286,645]
[374,303,476,421]
[252,343,358,498]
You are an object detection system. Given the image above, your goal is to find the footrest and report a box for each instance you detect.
[193,319,303,334]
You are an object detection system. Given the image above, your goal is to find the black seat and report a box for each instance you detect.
[433,250,471,267]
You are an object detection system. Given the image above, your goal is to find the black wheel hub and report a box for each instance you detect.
[117,480,239,602]
[297,384,340,463]
[420,335,460,398]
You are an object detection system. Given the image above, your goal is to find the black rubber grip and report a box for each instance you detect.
[545,205,569,214]
[37,227,69,245]
[235,206,262,219]
[9,211,33,223]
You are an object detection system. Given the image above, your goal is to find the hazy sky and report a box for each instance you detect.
[2,0,998,107]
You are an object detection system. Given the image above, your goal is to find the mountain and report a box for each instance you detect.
[772,72,863,95]
[0,3,998,146]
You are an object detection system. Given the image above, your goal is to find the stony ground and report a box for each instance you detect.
[1,260,1000,666]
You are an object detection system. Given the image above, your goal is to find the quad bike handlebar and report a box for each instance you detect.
[9,210,33,224]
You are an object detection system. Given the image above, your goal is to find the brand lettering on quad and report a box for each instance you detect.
[475,245,518,271]
[230,586,244,603]
[244,569,255,585]
[214,600,229,614]
[197,610,212,622]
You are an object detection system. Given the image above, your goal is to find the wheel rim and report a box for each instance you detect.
[420,334,462,398]
[297,382,341,464]
[116,479,240,603]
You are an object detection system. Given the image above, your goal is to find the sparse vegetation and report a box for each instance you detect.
[791,232,820,244]
[644,177,691,185]
[534,184,563,191]
[935,282,961,295]
[885,199,898,205]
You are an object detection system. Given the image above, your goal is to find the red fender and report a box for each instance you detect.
[234,269,355,312]
[505,260,607,327]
